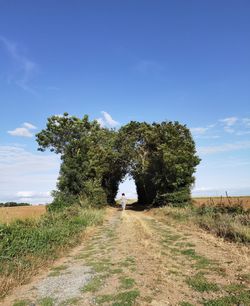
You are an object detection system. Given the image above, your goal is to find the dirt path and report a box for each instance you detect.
[2,208,250,306]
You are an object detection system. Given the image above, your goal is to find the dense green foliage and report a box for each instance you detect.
[0,202,30,207]
[0,206,104,297]
[36,114,200,207]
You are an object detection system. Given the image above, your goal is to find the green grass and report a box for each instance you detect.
[119,276,135,289]
[60,297,82,305]
[38,297,55,306]
[48,270,61,277]
[178,248,215,270]
[203,290,250,306]
[120,256,136,267]
[96,290,140,306]
[110,268,123,274]
[186,273,219,292]
[13,301,30,306]
[179,302,195,306]
[0,206,104,298]
[224,283,246,293]
[86,260,111,273]
[48,264,68,276]
[82,275,103,292]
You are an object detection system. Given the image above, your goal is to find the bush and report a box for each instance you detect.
[196,203,246,216]
[0,202,30,207]
[154,203,250,244]
[155,188,191,206]
[0,205,104,298]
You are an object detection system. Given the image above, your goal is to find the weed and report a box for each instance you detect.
[87,260,111,273]
[96,290,140,306]
[49,265,68,276]
[60,297,82,305]
[203,290,250,305]
[48,270,61,277]
[38,296,55,306]
[0,206,104,298]
[82,276,103,292]
[186,273,219,292]
[180,248,196,257]
[13,301,30,306]
[119,276,135,289]
[120,256,136,267]
[110,268,123,274]
[179,302,195,306]
[179,248,214,270]
[155,203,250,244]
[224,283,246,293]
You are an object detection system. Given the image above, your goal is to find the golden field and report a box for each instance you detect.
[193,196,250,210]
[0,205,46,224]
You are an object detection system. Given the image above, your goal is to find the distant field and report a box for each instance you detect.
[193,196,250,209]
[0,205,46,224]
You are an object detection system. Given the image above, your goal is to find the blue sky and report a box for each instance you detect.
[0,0,250,203]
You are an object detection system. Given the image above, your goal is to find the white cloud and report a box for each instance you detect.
[8,127,33,137]
[0,145,60,203]
[96,111,119,128]
[191,117,250,137]
[23,122,37,129]
[190,127,209,135]
[0,36,38,94]
[8,122,37,137]
[219,117,238,133]
[101,111,119,127]
[17,191,50,198]
[96,117,105,128]
[242,118,250,127]
[220,117,238,127]
[198,141,250,155]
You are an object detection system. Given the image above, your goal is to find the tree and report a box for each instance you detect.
[36,114,127,206]
[118,121,200,205]
[36,114,200,208]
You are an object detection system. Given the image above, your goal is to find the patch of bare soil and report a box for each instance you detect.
[1,208,250,306]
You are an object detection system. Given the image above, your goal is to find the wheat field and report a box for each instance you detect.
[0,206,46,224]
[193,196,250,209]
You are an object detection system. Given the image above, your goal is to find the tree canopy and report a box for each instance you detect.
[36,113,200,208]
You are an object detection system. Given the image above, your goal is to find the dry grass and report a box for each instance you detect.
[0,206,46,224]
[193,196,250,210]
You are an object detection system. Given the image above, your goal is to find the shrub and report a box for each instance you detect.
[0,205,104,298]
[155,188,191,206]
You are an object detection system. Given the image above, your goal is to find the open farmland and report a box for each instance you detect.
[0,205,46,224]
[193,196,250,210]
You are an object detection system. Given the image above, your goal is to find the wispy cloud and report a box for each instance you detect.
[220,117,238,126]
[219,116,238,133]
[96,111,119,128]
[16,191,50,203]
[8,122,37,137]
[191,117,250,138]
[242,118,250,127]
[0,145,60,203]
[198,141,250,155]
[0,35,38,94]
[190,127,210,135]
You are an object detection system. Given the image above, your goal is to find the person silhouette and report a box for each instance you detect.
[120,193,127,211]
